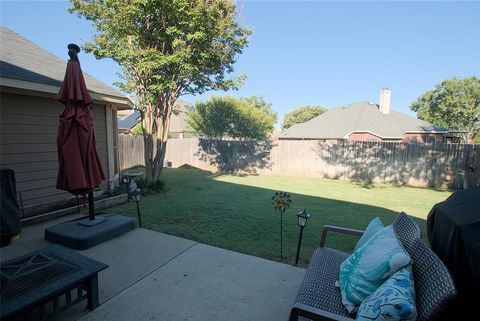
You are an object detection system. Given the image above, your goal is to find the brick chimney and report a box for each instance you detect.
[379,88,391,114]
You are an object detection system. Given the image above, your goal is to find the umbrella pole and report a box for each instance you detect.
[88,190,95,220]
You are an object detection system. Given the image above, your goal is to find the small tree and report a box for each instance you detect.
[70,0,251,182]
[240,95,276,115]
[272,191,292,260]
[130,123,144,136]
[410,76,480,143]
[282,105,326,130]
[187,96,277,139]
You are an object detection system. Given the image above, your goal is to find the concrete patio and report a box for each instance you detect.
[1,214,306,321]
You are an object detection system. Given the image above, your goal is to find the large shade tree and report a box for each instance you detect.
[70,0,251,181]
[410,76,480,143]
[282,105,326,130]
[187,96,277,139]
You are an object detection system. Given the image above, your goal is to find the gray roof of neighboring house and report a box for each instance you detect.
[118,101,193,132]
[118,111,141,129]
[0,27,126,100]
[170,101,194,133]
[284,101,447,139]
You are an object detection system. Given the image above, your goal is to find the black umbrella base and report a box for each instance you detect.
[78,217,106,226]
[45,214,135,250]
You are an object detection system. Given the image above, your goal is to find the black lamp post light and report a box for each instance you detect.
[122,175,131,202]
[122,172,142,202]
[295,209,311,265]
[131,188,142,228]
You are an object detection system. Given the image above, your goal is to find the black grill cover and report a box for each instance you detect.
[427,186,480,300]
[0,169,21,241]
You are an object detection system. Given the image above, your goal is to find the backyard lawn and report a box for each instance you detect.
[109,167,451,266]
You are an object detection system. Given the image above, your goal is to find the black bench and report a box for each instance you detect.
[289,212,457,321]
[1,245,108,321]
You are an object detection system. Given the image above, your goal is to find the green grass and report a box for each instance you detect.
[111,168,451,266]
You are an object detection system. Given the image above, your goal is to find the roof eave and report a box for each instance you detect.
[404,130,448,134]
[0,77,133,110]
[279,136,345,140]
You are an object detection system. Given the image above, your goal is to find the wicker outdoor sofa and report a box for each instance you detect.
[289,212,457,321]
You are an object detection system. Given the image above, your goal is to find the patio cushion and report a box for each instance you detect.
[356,267,417,321]
[295,247,352,319]
[410,238,456,321]
[354,217,384,251]
[339,225,412,313]
[290,212,456,321]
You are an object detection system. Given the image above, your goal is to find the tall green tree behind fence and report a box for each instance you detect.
[118,135,480,189]
[410,76,480,143]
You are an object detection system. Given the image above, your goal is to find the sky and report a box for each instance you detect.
[1,0,479,125]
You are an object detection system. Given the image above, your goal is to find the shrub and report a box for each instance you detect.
[134,178,168,195]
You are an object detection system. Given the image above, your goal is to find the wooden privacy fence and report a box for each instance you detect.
[118,134,146,170]
[118,135,480,189]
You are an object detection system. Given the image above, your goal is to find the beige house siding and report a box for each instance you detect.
[0,92,110,213]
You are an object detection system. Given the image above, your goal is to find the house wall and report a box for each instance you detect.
[347,132,444,143]
[402,133,445,144]
[347,132,382,141]
[0,92,110,216]
[347,132,402,142]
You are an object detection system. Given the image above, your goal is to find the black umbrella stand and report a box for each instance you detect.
[45,190,135,248]
[75,190,105,226]
[89,190,95,220]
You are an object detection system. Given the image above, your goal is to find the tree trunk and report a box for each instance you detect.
[464,130,475,144]
[148,98,175,182]
[153,139,167,180]
[140,94,177,182]
[141,102,156,182]
[143,133,154,180]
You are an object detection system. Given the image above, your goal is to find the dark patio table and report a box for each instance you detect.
[1,245,108,321]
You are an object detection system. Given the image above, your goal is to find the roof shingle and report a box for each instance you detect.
[0,27,126,99]
[284,101,447,139]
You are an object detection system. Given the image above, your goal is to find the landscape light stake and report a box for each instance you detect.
[272,192,292,261]
[281,210,283,259]
[295,210,311,265]
[131,188,142,227]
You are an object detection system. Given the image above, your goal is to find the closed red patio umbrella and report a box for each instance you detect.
[45,43,134,249]
[56,43,105,220]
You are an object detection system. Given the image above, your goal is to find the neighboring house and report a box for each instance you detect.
[118,111,140,135]
[0,27,133,217]
[117,109,133,119]
[282,88,448,143]
[118,101,196,138]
